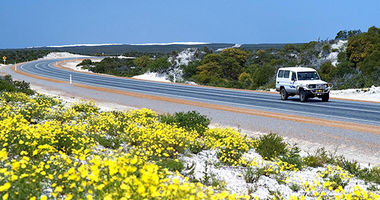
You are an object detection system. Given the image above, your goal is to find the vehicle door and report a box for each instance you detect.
[282,70,292,92]
[287,71,297,94]
[276,70,284,91]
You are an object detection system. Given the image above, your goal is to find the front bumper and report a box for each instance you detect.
[304,88,330,96]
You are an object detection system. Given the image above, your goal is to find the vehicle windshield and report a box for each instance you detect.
[297,71,320,80]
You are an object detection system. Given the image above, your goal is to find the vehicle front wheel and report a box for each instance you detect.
[299,90,308,102]
[280,88,288,100]
[322,93,329,102]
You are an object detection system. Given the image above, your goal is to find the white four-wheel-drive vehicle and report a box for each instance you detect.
[275,67,331,102]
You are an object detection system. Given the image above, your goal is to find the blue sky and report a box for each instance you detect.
[1,0,379,48]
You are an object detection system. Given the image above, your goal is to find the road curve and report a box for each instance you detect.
[14,58,380,129]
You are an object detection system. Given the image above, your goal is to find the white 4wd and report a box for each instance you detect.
[275,67,331,102]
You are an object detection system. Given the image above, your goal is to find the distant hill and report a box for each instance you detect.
[1,43,288,56]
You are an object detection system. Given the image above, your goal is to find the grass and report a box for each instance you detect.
[255,133,288,160]
[159,111,210,135]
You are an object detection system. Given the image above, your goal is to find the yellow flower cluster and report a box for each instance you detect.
[203,128,257,166]
[284,166,379,199]
[0,92,379,200]
[0,92,60,122]
[0,92,250,200]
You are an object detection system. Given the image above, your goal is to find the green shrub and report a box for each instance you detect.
[0,75,34,95]
[255,133,288,160]
[156,158,184,172]
[94,134,123,149]
[159,111,210,135]
[77,59,93,66]
[289,183,301,192]
[304,148,333,167]
[280,146,304,170]
[245,167,266,183]
[358,167,380,184]
[305,148,380,184]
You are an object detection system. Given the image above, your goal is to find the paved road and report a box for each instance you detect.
[3,58,380,164]
[16,58,380,127]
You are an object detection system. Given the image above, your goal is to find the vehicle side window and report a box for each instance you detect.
[291,72,296,81]
[278,70,284,78]
[284,70,290,78]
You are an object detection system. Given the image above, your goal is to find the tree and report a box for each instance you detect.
[319,61,334,82]
[194,62,223,84]
[181,60,201,79]
[147,57,172,73]
[133,56,151,69]
[335,29,361,40]
[77,59,92,66]
[220,57,242,80]
[360,50,380,86]
[252,64,276,88]
[202,54,222,64]
[347,26,380,64]
[203,46,212,54]
[220,48,250,65]
[238,72,253,88]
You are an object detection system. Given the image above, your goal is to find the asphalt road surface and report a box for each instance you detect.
[16,59,380,127]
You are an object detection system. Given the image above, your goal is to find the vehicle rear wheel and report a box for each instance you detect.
[322,93,329,102]
[299,90,308,102]
[280,88,288,100]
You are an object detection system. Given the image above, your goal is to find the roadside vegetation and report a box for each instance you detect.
[0,76,379,199]
[0,50,52,64]
[78,26,380,90]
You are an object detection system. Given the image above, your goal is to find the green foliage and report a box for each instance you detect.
[326,173,349,189]
[322,43,331,53]
[280,146,304,170]
[252,64,276,89]
[71,101,100,114]
[0,50,51,64]
[335,29,362,40]
[194,62,223,85]
[93,134,123,149]
[304,148,333,167]
[77,59,93,66]
[238,72,253,88]
[244,167,266,183]
[181,60,201,80]
[347,26,380,64]
[360,50,380,86]
[220,56,242,80]
[357,167,380,184]
[147,57,172,73]
[133,55,151,68]
[156,158,185,172]
[190,48,251,88]
[289,183,301,192]
[0,75,34,95]
[256,133,288,160]
[159,111,210,135]
[90,57,144,77]
[304,148,380,184]
[319,61,334,82]
[220,48,250,65]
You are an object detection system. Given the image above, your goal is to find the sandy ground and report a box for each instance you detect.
[30,84,135,112]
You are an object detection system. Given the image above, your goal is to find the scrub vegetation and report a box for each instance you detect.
[78,26,380,90]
